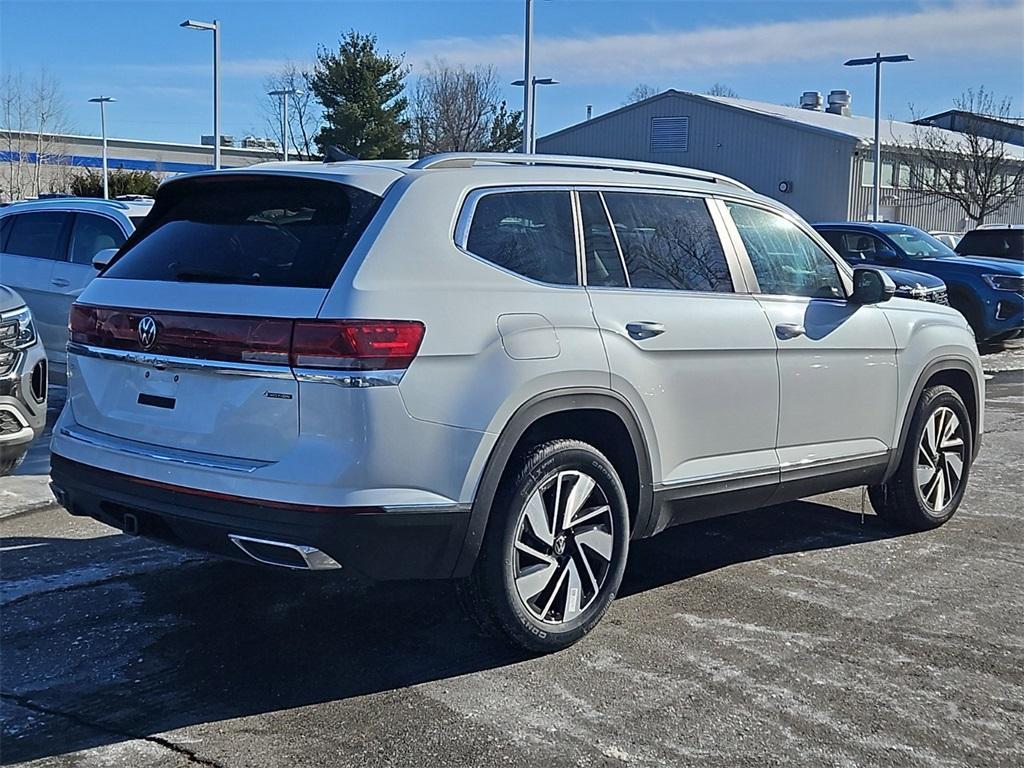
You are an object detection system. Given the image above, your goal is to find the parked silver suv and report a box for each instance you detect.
[49,154,983,652]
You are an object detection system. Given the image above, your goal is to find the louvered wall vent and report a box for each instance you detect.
[650,116,689,152]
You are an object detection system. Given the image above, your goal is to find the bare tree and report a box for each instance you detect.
[1,69,73,200]
[705,83,738,98]
[262,62,321,159]
[894,87,1023,225]
[409,59,522,156]
[624,83,659,105]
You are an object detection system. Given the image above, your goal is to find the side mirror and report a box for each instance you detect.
[92,247,118,271]
[875,247,899,265]
[851,267,896,304]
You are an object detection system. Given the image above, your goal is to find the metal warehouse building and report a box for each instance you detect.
[537,90,1024,232]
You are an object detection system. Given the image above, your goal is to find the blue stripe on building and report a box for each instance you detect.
[0,150,212,174]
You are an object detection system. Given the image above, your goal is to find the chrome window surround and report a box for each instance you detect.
[453,184,752,295]
[453,185,584,289]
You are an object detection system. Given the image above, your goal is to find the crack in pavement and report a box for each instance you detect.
[1,691,226,768]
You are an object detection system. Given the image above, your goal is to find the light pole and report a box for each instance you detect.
[181,18,221,169]
[521,0,534,154]
[512,77,559,153]
[268,88,302,162]
[88,96,115,199]
[844,52,912,221]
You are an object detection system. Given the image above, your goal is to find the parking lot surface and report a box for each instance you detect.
[2,355,1022,767]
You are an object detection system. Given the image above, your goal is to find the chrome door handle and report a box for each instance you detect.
[775,323,806,339]
[51,278,70,287]
[626,321,666,341]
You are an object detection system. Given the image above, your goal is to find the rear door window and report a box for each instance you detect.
[69,213,127,265]
[103,176,381,288]
[602,192,733,292]
[464,190,577,285]
[3,212,71,260]
[726,203,844,299]
[958,230,1022,260]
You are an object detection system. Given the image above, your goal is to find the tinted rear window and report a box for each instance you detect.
[104,176,381,288]
[957,230,1023,260]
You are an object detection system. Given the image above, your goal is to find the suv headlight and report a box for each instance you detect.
[982,274,1024,292]
[0,306,37,350]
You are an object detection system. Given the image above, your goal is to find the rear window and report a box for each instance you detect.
[103,176,381,288]
[956,230,1023,260]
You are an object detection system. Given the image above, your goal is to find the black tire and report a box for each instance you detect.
[0,453,25,477]
[869,385,972,531]
[459,439,630,653]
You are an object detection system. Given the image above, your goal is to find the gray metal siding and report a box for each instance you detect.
[849,152,1024,230]
[537,92,855,223]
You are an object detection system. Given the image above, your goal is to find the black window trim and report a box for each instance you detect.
[717,197,854,301]
[454,185,585,289]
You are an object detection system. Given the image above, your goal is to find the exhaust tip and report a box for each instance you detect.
[228,534,341,571]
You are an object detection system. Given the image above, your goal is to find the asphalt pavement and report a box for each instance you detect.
[1,352,1022,767]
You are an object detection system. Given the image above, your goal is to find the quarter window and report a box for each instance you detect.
[578,192,626,287]
[69,214,127,265]
[726,203,844,299]
[2,212,70,260]
[602,192,733,292]
[465,190,577,285]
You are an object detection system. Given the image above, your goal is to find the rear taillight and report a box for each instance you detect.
[71,305,425,372]
[291,320,425,370]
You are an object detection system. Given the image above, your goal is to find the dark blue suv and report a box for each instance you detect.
[814,222,1024,343]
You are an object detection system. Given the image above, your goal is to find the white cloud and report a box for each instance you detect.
[407,1,1024,82]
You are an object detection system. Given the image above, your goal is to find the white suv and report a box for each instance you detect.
[49,154,984,652]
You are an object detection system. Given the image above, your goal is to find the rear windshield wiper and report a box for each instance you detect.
[173,269,261,284]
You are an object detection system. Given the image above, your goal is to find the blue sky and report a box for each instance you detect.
[2,0,1021,146]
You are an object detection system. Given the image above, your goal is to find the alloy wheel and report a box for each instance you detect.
[511,470,615,624]
[916,406,966,514]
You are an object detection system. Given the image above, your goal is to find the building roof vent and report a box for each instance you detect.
[800,91,823,111]
[827,89,852,116]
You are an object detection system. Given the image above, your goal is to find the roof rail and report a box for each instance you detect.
[409,152,752,191]
[6,197,132,210]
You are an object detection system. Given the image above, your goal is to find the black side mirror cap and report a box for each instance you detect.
[851,267,897,304]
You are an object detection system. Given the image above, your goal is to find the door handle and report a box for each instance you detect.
[775,323,806,339]
[50,278,70,288]
[626,321,666,341]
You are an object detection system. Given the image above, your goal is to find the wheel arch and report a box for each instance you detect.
[451,388,655,578]
[885,357,982,481]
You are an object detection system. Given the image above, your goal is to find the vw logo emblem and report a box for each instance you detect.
[137,316,158,350]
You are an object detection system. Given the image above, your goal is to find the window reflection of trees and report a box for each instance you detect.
[604,194,733,292]
[467,192,577,285]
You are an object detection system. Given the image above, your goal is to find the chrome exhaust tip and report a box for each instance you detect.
[228,534,341,571]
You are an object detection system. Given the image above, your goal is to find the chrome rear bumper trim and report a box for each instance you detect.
[59,424,271,473]
[67,342,295,379]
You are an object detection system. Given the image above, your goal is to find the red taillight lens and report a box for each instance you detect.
[69,305,293,365]
[291,320,425,370]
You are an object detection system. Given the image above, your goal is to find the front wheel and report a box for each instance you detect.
[869,385,973,531]
[461,439,630,653]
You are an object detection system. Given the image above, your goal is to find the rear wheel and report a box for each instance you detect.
[869,385,972,531]
[461,439,630,653]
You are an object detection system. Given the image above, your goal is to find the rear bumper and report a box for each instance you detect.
[50,454,471,580]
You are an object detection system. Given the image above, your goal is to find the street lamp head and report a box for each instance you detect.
[534,78,559,86]
[268,89,304,97]
[844,53,913,66]
[88,96,116,104]
[180,19,217,31]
